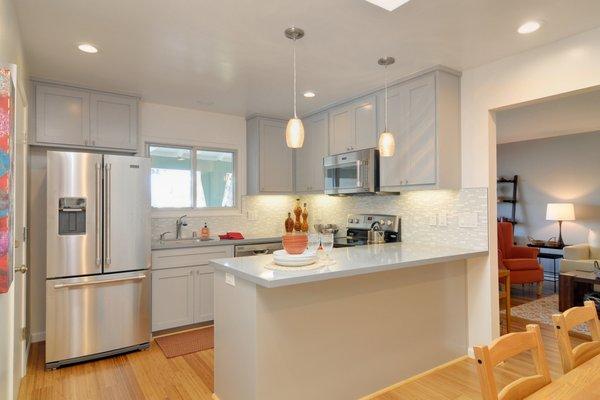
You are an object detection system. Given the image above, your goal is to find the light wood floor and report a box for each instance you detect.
[18,285,586,400]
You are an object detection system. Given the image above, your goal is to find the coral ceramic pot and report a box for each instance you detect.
[282,233,308,255]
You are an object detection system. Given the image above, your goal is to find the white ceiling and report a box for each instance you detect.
[15,0,600,118]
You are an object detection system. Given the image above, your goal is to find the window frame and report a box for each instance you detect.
[147,142,238,213]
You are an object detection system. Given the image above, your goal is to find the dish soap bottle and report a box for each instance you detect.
[200,222,210,239]
[293,198,302,232]
[285,212,294,233]
[301,203,309,232]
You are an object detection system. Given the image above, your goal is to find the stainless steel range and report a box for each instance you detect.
[334,214,401,247]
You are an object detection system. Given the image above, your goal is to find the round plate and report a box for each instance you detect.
[273,258,317,267]
[273,250,316,259]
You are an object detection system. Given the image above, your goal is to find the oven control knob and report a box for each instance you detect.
[348,218,354,224]
[379,219,385,225]
[386,220,393,226]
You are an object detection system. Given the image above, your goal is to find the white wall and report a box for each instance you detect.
[498,131,600,246]
[0,0,28,398]
[461,26,600,350]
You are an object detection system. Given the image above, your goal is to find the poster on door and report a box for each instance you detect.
[0,68,14,294]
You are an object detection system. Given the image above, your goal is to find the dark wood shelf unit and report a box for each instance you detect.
[497,175,518,227]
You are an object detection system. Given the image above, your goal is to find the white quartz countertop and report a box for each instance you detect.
[151,236,281,250]
[210,242,488,288]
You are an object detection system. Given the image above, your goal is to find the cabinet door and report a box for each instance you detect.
[259,119,293,192]
[378,85,410,187]
[295,112,328,192]
[329,104,354,155]
[90,93,138,150]
[194,271,214,323]
[405,74,436,185]
[152,267,195,331]
[353,95,377,151]
[35,84,90,146]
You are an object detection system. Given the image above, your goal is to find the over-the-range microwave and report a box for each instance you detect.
[323,148,382,195]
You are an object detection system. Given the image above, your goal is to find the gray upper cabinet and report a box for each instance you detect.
[295,112,329,192]
[247,117,294,194]
[329,95,377,155]
[35,85,90,147]
[90,93,138,150]
[32,82,139,152]
[377,69,460,190]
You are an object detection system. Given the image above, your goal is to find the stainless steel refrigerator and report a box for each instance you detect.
[45,151,151,369]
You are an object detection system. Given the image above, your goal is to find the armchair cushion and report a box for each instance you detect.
[564,244,590,261]
[504,258,542,271]
[509,245,539,259]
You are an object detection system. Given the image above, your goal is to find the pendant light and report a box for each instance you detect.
[284,27,305,148]
[378,56,396,157]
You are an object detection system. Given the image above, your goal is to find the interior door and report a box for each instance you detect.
[13,72,28,399]
[103,155,150,273]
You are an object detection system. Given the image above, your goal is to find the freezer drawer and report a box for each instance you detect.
[45,271,150,367]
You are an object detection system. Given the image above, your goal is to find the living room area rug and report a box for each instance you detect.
[506,294,591,336]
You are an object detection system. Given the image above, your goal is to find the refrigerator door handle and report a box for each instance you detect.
[95,163,102,266]
[53,274,147,289]
[105,162,112,266]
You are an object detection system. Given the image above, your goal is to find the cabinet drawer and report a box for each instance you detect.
[152,246,233,270]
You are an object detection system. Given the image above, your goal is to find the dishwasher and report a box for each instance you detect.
[234,242,282,257]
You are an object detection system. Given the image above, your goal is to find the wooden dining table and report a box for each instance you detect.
[525,353,600,399]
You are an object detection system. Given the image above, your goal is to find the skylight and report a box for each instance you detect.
[364,0,411,12]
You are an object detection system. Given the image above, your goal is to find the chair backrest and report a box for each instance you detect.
[552,300,600,373]
[497,222,514,260]
[474,324,551,400]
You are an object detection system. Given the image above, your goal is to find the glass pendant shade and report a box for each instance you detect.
[378,132,395,157]
[286,118,305,148]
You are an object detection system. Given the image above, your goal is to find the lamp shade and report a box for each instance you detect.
[285,118,305,148]
[546,203,575,221]
[378,132,395,157]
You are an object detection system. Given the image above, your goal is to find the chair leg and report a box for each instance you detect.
[536,281,543,298]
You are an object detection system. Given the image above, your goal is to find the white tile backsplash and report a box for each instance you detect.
[152,188,488,250]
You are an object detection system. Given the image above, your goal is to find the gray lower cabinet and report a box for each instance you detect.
[377,69,461,190]
[247,117,294,194]
[151,245,233,331]
[33,81,138,152]
[295,112,329,192]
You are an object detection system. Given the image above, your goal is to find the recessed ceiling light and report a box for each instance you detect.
[364,0,411,12]
[518,21,542,34]
[78,43,98,54]
[303,91,316,98]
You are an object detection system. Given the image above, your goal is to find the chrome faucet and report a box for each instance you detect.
[175,215,188,239]
[159,231,171,241]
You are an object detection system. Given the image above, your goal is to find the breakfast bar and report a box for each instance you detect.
[211,243,487,400]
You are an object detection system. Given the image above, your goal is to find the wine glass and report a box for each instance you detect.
[307,233,320,255]
[320,232,334,262]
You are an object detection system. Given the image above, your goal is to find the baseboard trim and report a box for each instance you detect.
[31,331,45,343]
[358,355,470,400]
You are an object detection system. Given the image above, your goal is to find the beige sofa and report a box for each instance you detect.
[561,229,600,273]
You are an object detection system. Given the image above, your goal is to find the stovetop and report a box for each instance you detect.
[333,237,368,248]
[333,213,401,248]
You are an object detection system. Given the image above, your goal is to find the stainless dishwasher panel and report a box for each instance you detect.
[234,242,283,257]
[45,271,151,367]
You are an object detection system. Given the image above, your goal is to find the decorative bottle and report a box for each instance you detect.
[301,203,309,232]
[293,198,302,232]
[285,212,294,233]
[201,222,210,239]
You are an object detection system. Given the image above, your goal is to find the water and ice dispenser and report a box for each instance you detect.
[58,197,87,235]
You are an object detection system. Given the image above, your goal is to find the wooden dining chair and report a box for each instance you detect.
[473,324,551,400]
[552,300,600,373]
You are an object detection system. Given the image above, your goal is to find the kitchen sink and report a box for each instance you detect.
[161,238,215,244]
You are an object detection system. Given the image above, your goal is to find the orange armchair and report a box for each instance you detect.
[497,222,544,296]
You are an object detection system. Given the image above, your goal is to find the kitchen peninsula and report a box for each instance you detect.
[211,242,487,400]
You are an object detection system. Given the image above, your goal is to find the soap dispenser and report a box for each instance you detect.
[201,222,210,239]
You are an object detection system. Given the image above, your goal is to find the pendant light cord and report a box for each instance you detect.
[293,38,298,118]
[384,64,388,132]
